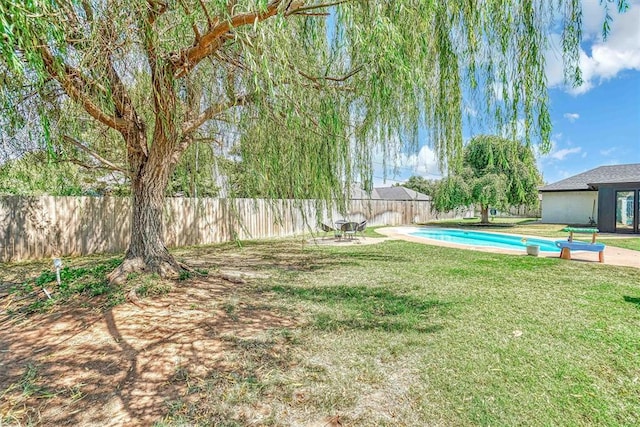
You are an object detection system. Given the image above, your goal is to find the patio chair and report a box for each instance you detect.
[320,222,340,239]
[341,221,358,240]
[356,220,367,238]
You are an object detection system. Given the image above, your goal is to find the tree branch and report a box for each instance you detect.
[81,0,94,22]
[227,0,238,15]
[99,16,142,130]
[296,64,364,85]
[146,0,168,25]
[170,0,283,78]
[214,51,250,72]
[285,0,352,16]
[197,0,215,29]
[57,0,81,28]
[177,0,201,42]
[63,135,127,173]
[289,12,330,17]
[170,0,350,78]
[39,46,129,133]
[182,92,255,136]
[138,2,176,120]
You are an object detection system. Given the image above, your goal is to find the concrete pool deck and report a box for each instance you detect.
[377,226,640,269]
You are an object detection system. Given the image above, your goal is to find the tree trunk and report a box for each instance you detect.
[107,60,184,284]
[480,205,490,224]
[107,158,183,284]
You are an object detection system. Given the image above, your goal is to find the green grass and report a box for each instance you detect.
[4,236,639,426]
[360,225,388,238]
[4,256,125,314]
[597,238,640,251]
[158,238,640,426]
[268,242,639,425]
[426,216,541,226]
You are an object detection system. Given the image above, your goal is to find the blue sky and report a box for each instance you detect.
[542,69,639,183]
[374,0,640,187]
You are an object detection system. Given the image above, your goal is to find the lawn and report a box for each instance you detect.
[1,237,639,426]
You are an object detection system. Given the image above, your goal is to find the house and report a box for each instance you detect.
[371,186,431,201]
[350,185,431,201]
[539,163,640,233]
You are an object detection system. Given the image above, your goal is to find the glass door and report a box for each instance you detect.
[616,191,635,232]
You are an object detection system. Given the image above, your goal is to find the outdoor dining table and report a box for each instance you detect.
[334,220,347,239]
[334,220,360,240]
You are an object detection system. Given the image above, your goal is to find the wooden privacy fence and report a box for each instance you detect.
[0,196,456,262]
[504,205,541,218]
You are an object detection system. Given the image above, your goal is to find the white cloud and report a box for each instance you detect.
[537,135,585,167]
[463,105,479,118]
[563,113,580,122]
[600,147,616,156]
[372,145,442,187]
[534,135,557,161]
[545,34,565,88]
[545,0,640,94]
[371,144,442,187]
[549,147,583,160]
[404,145,442,178]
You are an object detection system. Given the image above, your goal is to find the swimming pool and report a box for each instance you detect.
[408,228,561,253]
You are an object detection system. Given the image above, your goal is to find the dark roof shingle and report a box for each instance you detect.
[539,163,640,192]
[350,185,431,200]
[372,186,430,201]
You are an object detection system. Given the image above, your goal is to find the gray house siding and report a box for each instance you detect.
[597,182,640,233]
[540,164,640,234]
[597,187,616,233]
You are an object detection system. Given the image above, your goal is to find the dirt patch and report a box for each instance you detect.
[0,272,296,426]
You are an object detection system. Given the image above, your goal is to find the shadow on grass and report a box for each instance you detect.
[623,296,640,308]
[1,273,298,426]
[270,284,450,333]
[329,252,409,263]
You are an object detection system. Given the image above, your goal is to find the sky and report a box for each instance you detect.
[373,0,640,187]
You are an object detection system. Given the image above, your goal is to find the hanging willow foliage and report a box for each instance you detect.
[0,0,627,279]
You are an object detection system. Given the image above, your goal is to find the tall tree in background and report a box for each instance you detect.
[433,135,542,223]
[0,1,616,281]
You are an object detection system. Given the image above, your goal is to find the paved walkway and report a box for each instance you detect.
[377,226,640,269]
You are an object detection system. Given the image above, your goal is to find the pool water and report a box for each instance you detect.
[409,228,561,253]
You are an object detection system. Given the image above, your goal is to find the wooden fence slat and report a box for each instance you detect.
[0,196,477,262]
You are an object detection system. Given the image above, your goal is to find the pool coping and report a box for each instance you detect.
[377,226,640,269]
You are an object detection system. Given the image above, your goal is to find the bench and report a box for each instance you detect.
[555,227,605,263]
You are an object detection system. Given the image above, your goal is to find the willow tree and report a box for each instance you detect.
[433,135,542,223]
[0,1,616,281]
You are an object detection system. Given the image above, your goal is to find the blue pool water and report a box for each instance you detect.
[409,228,561,253]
